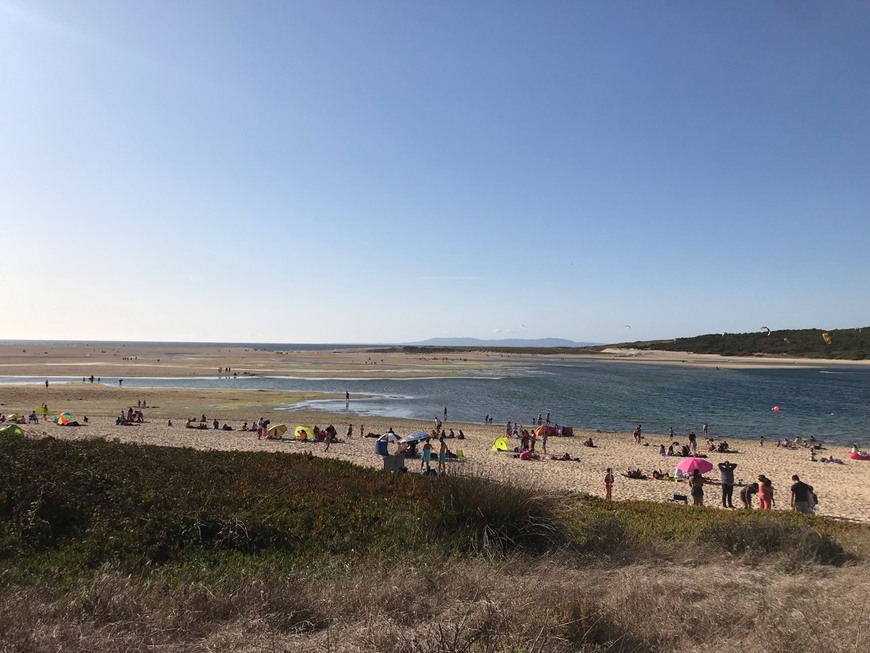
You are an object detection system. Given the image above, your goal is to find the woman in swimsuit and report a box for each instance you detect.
[688,469,705,506]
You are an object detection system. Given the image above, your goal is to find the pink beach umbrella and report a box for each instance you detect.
[675,457,714,475]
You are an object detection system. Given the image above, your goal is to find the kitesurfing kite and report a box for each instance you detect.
[761,326,771,336]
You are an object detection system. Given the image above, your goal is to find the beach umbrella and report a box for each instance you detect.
[378,432,401,443]
[294,425,313,441]
[266,423,288,439]
[534,425,557,437]
[399,431,430,444]
[54,412,72,425]
[675,457,713,475]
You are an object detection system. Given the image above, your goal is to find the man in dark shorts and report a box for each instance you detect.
[790,475,815,514]
[718,460,737,508]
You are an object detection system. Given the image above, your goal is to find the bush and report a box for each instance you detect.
[424,476,564,554]
[697,518,848,566]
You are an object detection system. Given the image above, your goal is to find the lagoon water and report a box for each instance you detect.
[4,359,869,446]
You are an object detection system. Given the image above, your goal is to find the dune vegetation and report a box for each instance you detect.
[1,434,868,652]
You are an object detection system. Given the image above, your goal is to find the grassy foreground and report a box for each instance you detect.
[1,434,868,652]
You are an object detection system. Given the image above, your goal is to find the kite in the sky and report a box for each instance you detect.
[761,326,771,336]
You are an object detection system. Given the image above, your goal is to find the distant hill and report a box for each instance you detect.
[605,327,869,360]
[407,337,598,348]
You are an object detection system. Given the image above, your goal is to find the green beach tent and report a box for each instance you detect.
[491,436,509,452]
[0,424,24,437]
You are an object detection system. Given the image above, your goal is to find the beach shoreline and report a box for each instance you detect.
[2,369,868,523]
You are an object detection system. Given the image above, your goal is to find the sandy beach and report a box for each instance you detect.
[2,344,869,523]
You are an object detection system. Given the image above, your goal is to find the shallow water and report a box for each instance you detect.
[4,360,869,446]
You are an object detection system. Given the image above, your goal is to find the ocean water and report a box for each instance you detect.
[4,359,869,446]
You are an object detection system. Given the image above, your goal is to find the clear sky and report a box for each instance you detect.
[2,1,868,344]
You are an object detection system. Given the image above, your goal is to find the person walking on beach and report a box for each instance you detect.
[688,469,705,506]
[790,475,814,514]
[604,468,614,500]
[702,422,709,438]
[688,430,697,452]
[437,435,448,475]
[633,424,642,444]
[346,423,353,439]
[758,476,775,510]
[718,460,737,508]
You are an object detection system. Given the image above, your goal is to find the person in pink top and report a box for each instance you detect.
[758,475,775,510]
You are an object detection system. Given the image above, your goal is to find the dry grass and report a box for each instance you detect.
[1,556,867,652]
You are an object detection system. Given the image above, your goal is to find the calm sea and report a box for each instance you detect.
[3,353,868,446]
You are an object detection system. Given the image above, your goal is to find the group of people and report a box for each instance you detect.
[116,407,145,425]
[681,464,815,514]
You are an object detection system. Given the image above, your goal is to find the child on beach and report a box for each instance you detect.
[604,468,614,500]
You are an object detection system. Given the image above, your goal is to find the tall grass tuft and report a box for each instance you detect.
[696,518,849,566]
[424,475,564,555]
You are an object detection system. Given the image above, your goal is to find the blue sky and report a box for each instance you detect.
[2,1,868,344]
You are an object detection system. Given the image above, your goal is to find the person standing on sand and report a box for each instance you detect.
[688,430,697,452]
[633,424,642,444]
[422,439,433,474]
[604,468,614,500]
[758,476,775,510]
[703,422,709,438]
[346,424,353,439]
[790,475,814,514]
[438,435,447,475]
[718,460,737,508]
[688,469,705,506]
